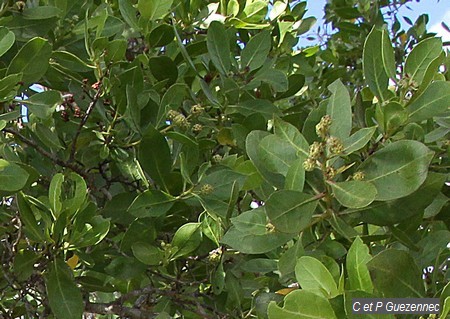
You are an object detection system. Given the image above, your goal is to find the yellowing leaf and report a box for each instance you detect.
[275,287,298,296]
[66,255,79,270]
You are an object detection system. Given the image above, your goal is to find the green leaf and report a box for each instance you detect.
[22,6,62,19]
[7,37,52,85]
[0,73,22,102]
[268,290,337,319]
[295,256,339,298]
[45,259,83,319]
[14,249,39,282]
[273,117,309,159]
[49,173,64,216]
[407,81,450,123]
[343,126,377,154]
[363,27,390,101]
[149,56,178,85]
[170,222,202,260]
[32,122,61,150]
[0,27,15,57]
[405,37,443,87]
[128,190,174,218]
[346,237,373,293]
[138,125,172,192]
[258,135,297,176]
[138,0,173,20]
[222,207,294,254]
[132,242,163,265]
[367,249,424,298]
[359,172,446,225]
[284,158,305,192]
[17,193,45,242]
[22,90,62,119]
[327,79,352,139]
[241,30,271,71]
[328,181,377,209]
[246,130,284,188]
[65,173,88,215]
[119,0,140,29]
[414,230,450,269]
[0,159,29,192]
[207,21,230,75]
[266,190,318,233]
[359,140,434,201]
[149,24,174,47]
[228,99,281,120]
[222,225,294,254]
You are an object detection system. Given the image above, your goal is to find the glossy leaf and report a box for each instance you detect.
[241,30,271,71]
[132,242,163,265]
[258,134,297,176]
[273,117,309,159]
[266,190,318,233]
[138,125,172,192]
[327,79,352,139]
[359,140,434,201]
[207,21,230,75]
[367,249,424,298]
[7,37,52,85]
[343,126,377,154]
[0,27,15,57]
[328,181,377,208]
[295,256,339,298]
[360,172,446,225]
[407,81,450,123]
[170,223,202,260]
[405,37,443,86]
[49,173,64,216]
[363,27,391,101]
[138,0,173,20]
[128,190,174,218]
[268,290,337,319]
[0,159,29,192]
[346,237,373,293]
[22,90,62,119]
[45,259,83,319]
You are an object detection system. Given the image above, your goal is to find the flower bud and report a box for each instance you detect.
[265,222,275,233]
[192,123,203,133]
[327,136,344,155]
[167,109,180,120]
[352,171,365,181]
[190,105,204,116]
[212,154,222,163]
[308,142,324,160]
[200,184,214,195]
[173,114,189,129]
[208,247,222,263]
[316,115,332,139]
[303,157,316,172]
[325,166,336,180]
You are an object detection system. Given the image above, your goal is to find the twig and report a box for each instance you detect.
[2,128,87,178]
[69,84,103,162]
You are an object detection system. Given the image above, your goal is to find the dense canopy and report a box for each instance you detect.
[0,0,449,318]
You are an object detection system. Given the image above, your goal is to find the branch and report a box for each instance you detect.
[84,302,158,319]
[2,128,87,178]
[69,84,103,162]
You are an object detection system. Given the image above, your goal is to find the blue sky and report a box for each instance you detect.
[304,0,450,41]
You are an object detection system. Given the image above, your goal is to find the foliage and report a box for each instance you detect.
[0,0,449,318]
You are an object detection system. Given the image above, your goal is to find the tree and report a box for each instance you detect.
[0,0,448,318]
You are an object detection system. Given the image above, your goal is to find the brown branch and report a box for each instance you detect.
[69,85,103,162]
[2,128,87,178]
[84,302,158,319]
